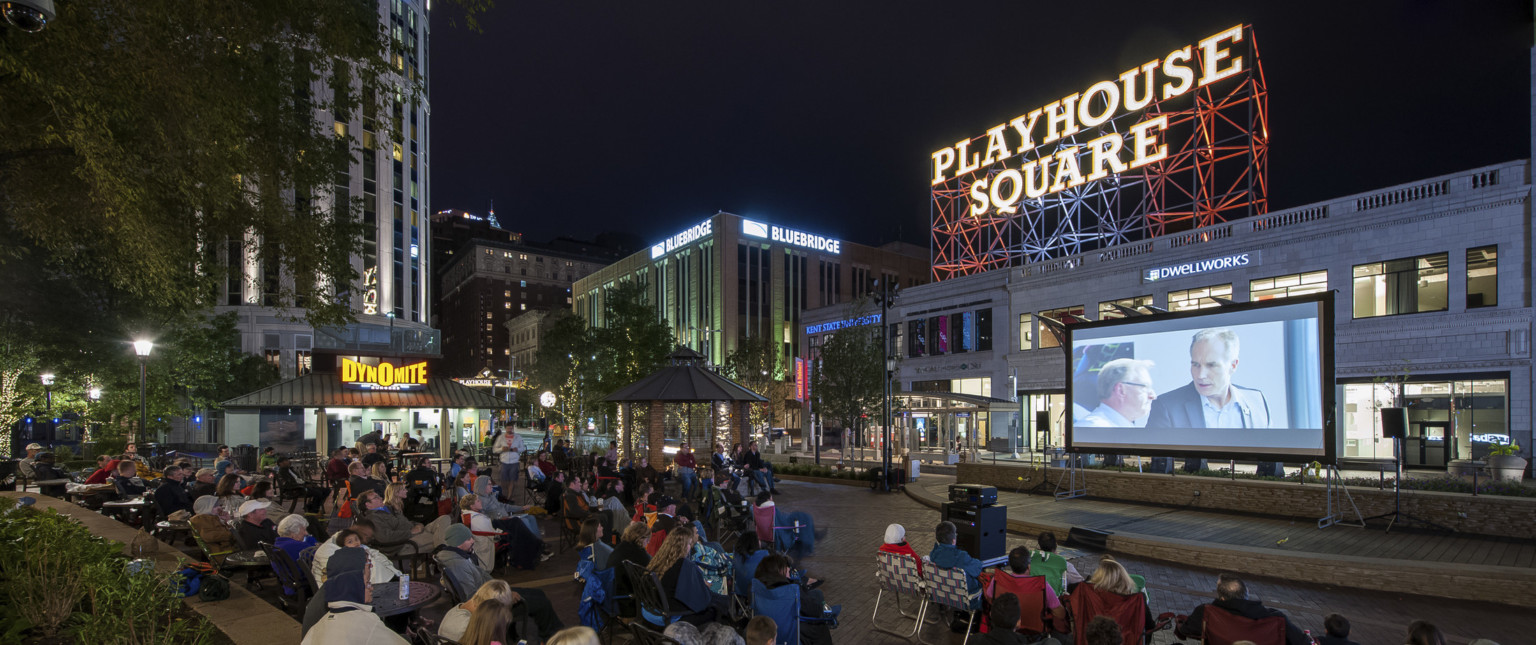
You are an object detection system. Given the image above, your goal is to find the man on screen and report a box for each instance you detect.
[1145,328,1271,429]
[1079,359,1157,427]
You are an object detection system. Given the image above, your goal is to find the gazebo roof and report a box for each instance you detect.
[602,347,768,403]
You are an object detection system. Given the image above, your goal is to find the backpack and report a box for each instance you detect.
[175,562,228,601]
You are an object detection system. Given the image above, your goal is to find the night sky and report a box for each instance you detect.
[430,1,1532,250]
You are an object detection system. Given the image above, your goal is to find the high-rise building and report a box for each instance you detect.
[573,211,929,369]
[438,239,610,378]
[206,0,435,422]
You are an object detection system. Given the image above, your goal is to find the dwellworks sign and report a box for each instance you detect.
[1143,251,1258,283]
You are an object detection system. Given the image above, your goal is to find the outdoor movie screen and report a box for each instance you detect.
[1066,296,1332,460]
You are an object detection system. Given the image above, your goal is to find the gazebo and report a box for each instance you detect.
[603,346,768,468]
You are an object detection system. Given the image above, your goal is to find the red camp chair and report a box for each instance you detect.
[1199,604,1287,645]
[1068,584,1171,645]
[751,504,803,552]
[983,571,1058,635]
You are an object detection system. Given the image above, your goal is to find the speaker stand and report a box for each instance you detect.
[1316,465,1364,530]
[1054,453,1088,500]
[1362,437,1454,534]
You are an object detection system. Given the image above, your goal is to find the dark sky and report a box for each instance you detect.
[430,1,1532,249]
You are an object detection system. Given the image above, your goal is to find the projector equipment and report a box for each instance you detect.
[947,483,998,506]
[942,502,1007,562]
[1066,526,1113,551]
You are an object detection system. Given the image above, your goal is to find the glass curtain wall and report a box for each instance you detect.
[1339,378,1508,462]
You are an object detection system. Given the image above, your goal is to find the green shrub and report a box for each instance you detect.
[0,499,215,644]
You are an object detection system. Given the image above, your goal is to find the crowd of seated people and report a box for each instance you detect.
[872,522,1468,645]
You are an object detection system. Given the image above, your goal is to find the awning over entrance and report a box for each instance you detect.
[220,373,516,409]
[896,391,1011,410]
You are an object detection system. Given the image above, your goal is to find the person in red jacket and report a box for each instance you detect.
[878,523,924,577]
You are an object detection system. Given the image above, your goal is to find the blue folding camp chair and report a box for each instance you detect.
[750,578,838,645]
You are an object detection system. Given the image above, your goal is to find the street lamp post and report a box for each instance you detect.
[872,279,899,493]
[87,385,101,443]
[133,340,153,444]
[40,373,54,415]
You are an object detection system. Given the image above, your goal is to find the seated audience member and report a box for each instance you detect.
[462,493,549,570]
[449,453,467,480]
[635,456,660,489]
[688,527,733,596]
[458,598,512,645]
[368,460,391,492]
[1317,613,1360,645]
[531,451,555,483]
[235,499,279,550]
[248,481,294,526]
[645,495,686,555]
[549,626,602,645]
[300,547,408,644]
[440,579,520,642]
[563,477,618,540]
[543,470,567,514]
[435,524,564,640]
[190,497,235,552]
[739,441,779,494]
[663,621,745,645]
[112,460,147,497]
[975,593,1034,645]
[1083,615,1124,645]
[878,523,924,576]
[674,442,700,497]
[346,460,382,506]
[1405,621,1446,645]
[755,490,820,556]
[610,521,652,613]
[29,453,70,497]
[929,520,985,605]
[471,476,543,538]
[324,448,350,486]
[84,455,113,484]
[275,455,328,514]
[153,465,194,516]
[1174,572,1309,645]
[213,445,241,481]
[1029,531,1082,596]
[312,518,403,585]
[744,616,778,645]
[577,516,613,570]
[988,546,1066,633]
[754,552,837,645]
[360,442,387,472]
[259,446,279,470]
[1084,556,1153,633]
[215,473,248,519]
[275,514,317,564]
[647,525,729,626]
[187,468,218,500]
[732,532,770,599]
[589,476,632,536]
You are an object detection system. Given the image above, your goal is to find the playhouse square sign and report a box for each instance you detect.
[932,25,1249,216]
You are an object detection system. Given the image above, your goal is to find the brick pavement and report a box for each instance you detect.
[253,478,1525,644]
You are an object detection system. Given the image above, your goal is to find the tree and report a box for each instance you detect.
[811,302,885,447]
[590,281,675,401]
[527,311,596,434]
[723,335,798,429]
[1,0,405,329]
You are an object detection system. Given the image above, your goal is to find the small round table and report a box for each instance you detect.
[100,498,151,520]
[370,580,442,617]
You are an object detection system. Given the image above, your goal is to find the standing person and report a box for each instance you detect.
[496,427,525,494]
[674,442,699,498]
[605,441,619,464]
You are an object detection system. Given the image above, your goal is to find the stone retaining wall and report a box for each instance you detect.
[956,462,1536,539]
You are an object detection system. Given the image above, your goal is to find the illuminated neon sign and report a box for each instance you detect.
[805,313,881,335]
[341,358,428,391]
[932,25,1246,216]
[742,219,840,254]
[1143,251,1259,282]
[650,219,713,259]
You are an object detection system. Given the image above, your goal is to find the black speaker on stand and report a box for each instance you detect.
[1364,407,1449,533]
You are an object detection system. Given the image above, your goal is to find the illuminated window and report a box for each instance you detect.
[333,121,348,138]
[1251,271,1327,301]
[1037,306,1084,348]
[392,143,403,162]
[504,349,510,355]
[520,303,527,311]
[1168,284,1232,311]
[485,312,493,319]
[1352,254,1447,318]
[485,323,493,331]
[566,297,572,304]
[519,254,528,261]
[504,290,511,297]
[1019,314,1034,351]
[504,302,511,309]
[484,249,493,255]
[1467,246,1497,308]
[520,281,526,287]
[1099,295,1153,320]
